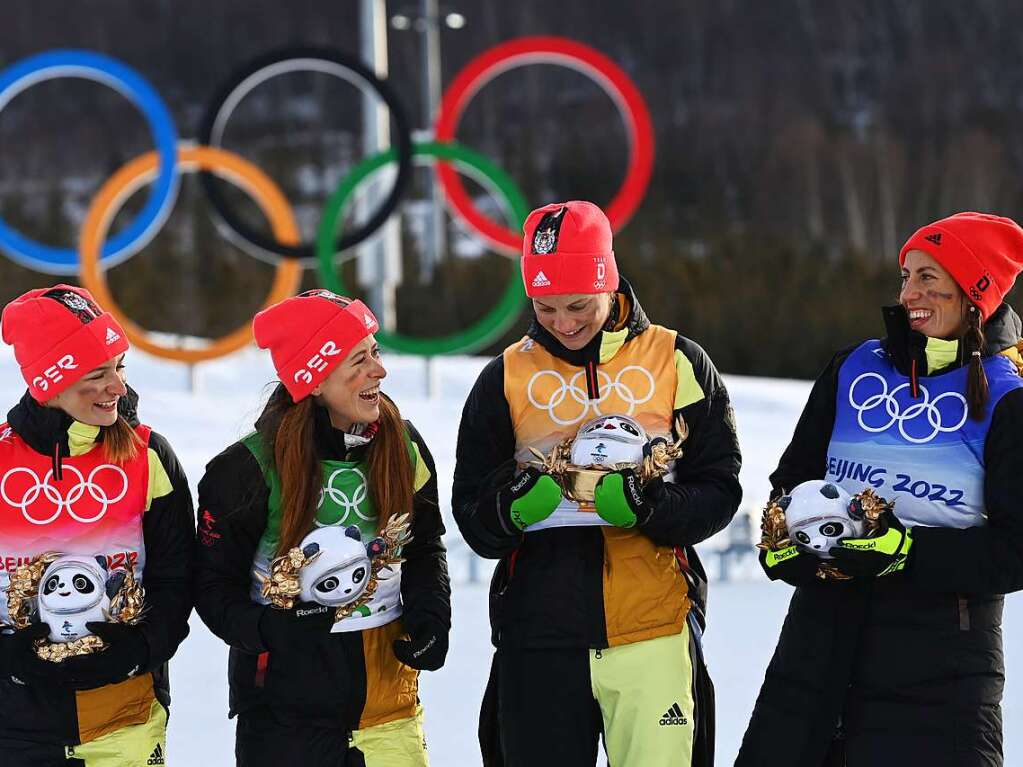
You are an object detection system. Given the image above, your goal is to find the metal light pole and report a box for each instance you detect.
[391,3,465,283]
[359,0,401,330]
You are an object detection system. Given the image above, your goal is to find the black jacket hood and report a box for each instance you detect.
[881,302,1022,377]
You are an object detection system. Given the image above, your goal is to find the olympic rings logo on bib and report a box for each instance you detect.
[527,366,655,426]
[848,372,969,444]
[315,467,372,524]
[0,464,129,525]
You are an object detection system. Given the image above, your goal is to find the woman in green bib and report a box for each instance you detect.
[194,290,450,767]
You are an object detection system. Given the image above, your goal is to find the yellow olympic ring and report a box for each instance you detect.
[79,145,302,363]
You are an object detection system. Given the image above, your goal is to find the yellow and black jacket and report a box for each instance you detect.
[453,278,742,650]
[193,405,450,733]
[0,388,193,749]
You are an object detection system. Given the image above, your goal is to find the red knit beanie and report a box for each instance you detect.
[1,285,129,402]
[521,201,618,298]
[899,211,1023,320]
[252,290,380,402]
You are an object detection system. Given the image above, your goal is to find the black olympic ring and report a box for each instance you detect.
[198,46,413,262]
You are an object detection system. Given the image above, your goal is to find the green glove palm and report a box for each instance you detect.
[593,469,654,528]
[830,511,913,577]
[502,468,562,530]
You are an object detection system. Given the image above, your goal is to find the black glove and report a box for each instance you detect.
[393,620,449,672]
[0,623,64,685]
[758,545,823,587]
[494,465,562,531]
[47,622,151,688]
[259,602,337,652]
[830,510,914,578]
[594,469,665,528]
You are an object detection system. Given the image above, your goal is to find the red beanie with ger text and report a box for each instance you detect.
[252,290,380,402]
[1,285,129,402]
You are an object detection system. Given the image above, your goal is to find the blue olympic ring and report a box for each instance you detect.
[0,49,179,275]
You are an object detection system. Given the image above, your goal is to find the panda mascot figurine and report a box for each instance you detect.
[569,414,648,467]
[780,480,867,559]
[37,555,118,643]
[298,526,372,607]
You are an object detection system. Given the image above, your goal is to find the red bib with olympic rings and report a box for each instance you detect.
[0,424,151,594]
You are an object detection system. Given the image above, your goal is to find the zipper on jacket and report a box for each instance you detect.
[584,359,600,400]
[957,595,970,631]
[594,648,602,660]
[910,358,920,399]
[52,442,63,481]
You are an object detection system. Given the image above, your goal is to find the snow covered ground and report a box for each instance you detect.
[1,344,1017,765]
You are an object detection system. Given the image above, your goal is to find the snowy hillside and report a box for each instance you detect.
[1,345,1016,765]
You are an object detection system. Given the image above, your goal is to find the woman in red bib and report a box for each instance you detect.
[194,290,450,767]
[0,284,194,766]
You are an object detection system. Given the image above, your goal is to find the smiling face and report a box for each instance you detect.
[39,563,103,613]
[900,250,969,340]
[312,335,386,431]
[45,354,127,426]
[312,557,370,606]
[532,293,614,350]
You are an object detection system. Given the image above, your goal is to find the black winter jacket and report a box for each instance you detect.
[193,406,450,730]
[737,304,1023,767]
[453,279,742,650]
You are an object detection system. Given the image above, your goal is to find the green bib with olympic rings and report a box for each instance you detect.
[242,430,427,630]
[242,432,387,560]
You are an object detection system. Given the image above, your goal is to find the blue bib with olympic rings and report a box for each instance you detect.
[825,340,1022,529]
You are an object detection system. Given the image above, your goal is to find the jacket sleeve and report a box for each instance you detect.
[399,422,452,633]
[637,336,743,547]
[192,441,272,654]
[138,432,195,670]
[910,387,1023,594]
[452,356,523,559]
[768,349,851,498]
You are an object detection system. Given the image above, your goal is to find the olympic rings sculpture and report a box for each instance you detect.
[0,50,179,274]
[848,372,969,444]
[316,140,529,356]
[0,39,655,359]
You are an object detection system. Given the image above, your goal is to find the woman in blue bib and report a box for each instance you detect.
[738,212,1023,767]
[194,290,450,767]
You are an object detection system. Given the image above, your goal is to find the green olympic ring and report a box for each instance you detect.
[316,140,528,355]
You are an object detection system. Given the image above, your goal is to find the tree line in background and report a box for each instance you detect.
[0,0,1021,378]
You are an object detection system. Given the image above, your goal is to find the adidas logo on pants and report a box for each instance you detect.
[660,702,689,726]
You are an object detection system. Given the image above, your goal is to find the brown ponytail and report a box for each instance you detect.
[101,416,144,464]
[258,384,415,557]
[257,384,320,557]
[963,305,989,420]
[365,392,415,533]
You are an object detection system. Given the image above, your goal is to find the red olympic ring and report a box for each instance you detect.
[434,36,655,255]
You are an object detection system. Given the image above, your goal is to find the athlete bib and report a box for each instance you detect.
[0,424,151,625]
[826,341,1022,528]
[245,435,405,633]
[502,327,678,530]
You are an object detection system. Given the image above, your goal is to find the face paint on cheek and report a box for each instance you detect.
[926,289,956,301]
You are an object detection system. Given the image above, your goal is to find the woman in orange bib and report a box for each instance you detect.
[453,201,742,767]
